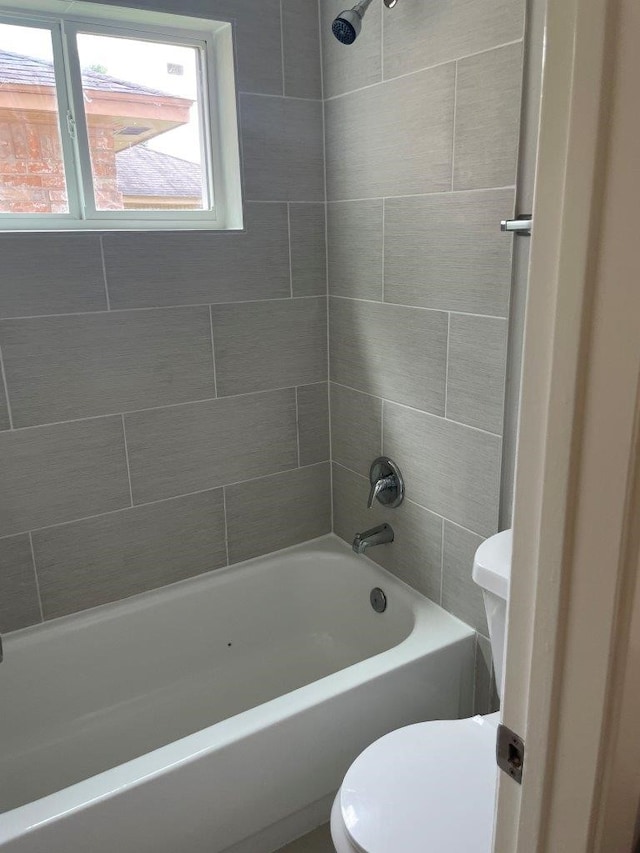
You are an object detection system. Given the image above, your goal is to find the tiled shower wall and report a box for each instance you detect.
[0,0,331,633]
[322,0,525,712]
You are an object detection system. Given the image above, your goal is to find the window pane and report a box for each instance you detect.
[0,24,69,214]
[76,33,208,212]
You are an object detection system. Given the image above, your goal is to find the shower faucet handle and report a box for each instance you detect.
[367,475,397,509]
[367,457,404,509]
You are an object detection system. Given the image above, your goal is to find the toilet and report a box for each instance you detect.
[330,529,512,853]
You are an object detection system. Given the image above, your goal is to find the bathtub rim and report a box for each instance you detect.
[0,533,474,843]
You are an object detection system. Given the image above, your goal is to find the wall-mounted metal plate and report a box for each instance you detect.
[496,723,525,784]
[368,457,404,508]
[370,587,387,613]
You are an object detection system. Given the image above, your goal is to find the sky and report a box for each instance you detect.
[0,22,203,162]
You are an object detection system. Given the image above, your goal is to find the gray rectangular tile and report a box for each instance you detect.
[297,383,330,466]
[290,204,327,297]
[0,534,41,633]
[240,95,324,201]
[383,402,501,536]
[330,298,447,414]
[107,0,283,95]
[0,308,214,427]
[226,464,331,563]
[474,634,493,715]
[232,0,284,94]
[442,521,487,634]
[328,201,383,300]
[453,43,524,190]
[384,189,515,316]
[321,0,382,98]
[0,418,130,537]
[383,0,525,80]
[326,64,455,200]
[192,0,283,94]
[125,389,298,504]
[103,203,291,309]
[212,298,327,396]
[282,0,322,98]
[447,314,508,434]
[33,490,227,620]
[0,234,107,319]
[332,463,442,601]
[330,383,381,477]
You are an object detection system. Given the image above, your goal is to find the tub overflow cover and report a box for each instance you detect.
[370,588,387,613]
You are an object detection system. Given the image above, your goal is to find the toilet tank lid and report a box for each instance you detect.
[472,529,512,600]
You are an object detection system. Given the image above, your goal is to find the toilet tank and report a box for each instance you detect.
[472,529,512,700]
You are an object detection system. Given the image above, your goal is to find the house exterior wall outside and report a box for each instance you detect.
[0,110,124,212]
[321,0,526,715]
[0,112,68,213]
[0,0,328,632]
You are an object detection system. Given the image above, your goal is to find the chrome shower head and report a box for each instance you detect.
[331,0,399,46]
[331,0,373,45]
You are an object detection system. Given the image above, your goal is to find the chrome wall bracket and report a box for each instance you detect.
[368,457,404,508]
[501,214,533,236]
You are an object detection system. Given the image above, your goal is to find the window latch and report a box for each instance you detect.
[66,110,77,141]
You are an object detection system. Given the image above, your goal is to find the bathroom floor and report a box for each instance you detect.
[277,824,334,852]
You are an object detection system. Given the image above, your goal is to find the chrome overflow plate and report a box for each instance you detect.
[370,588,387,613]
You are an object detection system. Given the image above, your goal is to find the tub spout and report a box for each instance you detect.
[352,523,394,554]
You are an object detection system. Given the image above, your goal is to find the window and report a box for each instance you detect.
[0,1,242,230]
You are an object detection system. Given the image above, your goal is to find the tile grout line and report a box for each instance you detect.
[1,379,503,441]
[323,184,517,204]
[451,62,458,191]
[330,293,509,321]
[444,312,451,418]
[238,91,321,103]
[222,486,231,567]
[0,461,332,542]
[1,383,329,433]
[99,234,111,310]
[324,37,525,102]
[287,202,294,297]
[28,532,45,623]
[120,415,135,507]
[295,386,301,467]
[380,0,384,82]
[279,0,286,97]
[0,294,328,322]
[329,380,504,439]
[0,339,14,430]
[208,306,219,398]
[440,517,445,605]
[318,2,334,532]
[381,199,385,301]
[317,0,325,102]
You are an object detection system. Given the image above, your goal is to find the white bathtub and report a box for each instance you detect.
[0,535,474,853]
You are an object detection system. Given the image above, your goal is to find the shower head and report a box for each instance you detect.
[331,0,398,46]
[331,0,373,45]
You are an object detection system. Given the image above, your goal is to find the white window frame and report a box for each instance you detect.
[0,0,243,231]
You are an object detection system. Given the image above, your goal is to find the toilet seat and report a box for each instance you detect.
[335,714,500,853]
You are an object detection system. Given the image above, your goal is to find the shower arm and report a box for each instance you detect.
[353,0,374,16]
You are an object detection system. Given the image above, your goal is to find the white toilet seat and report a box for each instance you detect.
[331,714,500,853]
